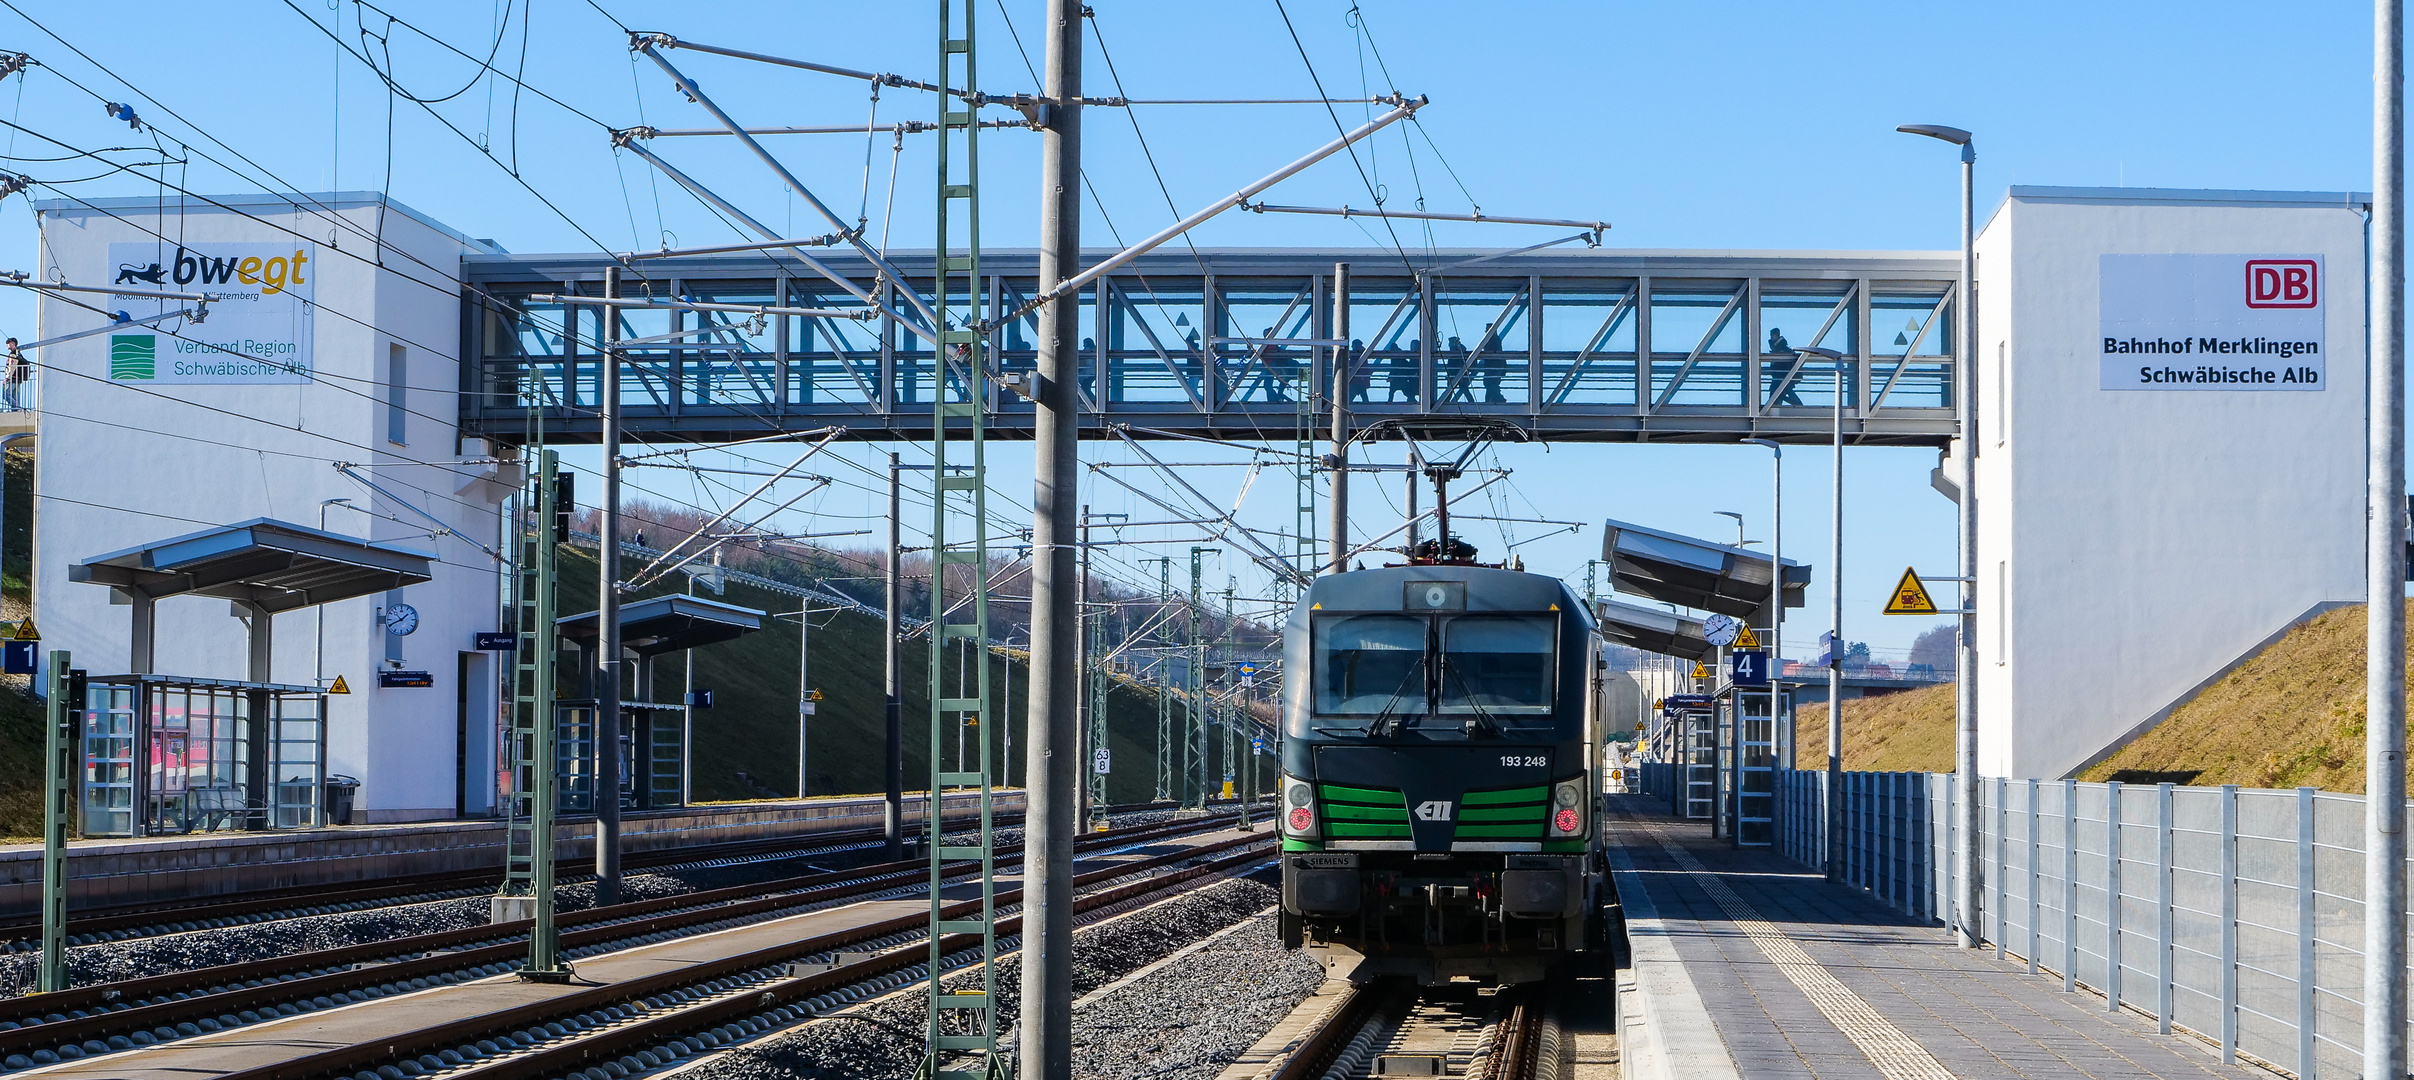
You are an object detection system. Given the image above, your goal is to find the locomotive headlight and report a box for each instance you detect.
[1549,777,1587,836]
[1282,776,1315,836]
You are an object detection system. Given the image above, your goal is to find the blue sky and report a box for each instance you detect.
[0,1,2383,656]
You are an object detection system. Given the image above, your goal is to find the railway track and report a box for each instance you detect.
[355,837,1277,1080]
[0,812,1246,1070]
[0,827,877,949]
[0,798,1210,949]
[1262,975,1569,1080]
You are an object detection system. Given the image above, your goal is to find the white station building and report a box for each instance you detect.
[31,194,512,827]
[1969,187,2369,780]
[9,183,2385,832]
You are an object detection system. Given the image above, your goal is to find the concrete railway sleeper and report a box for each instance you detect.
[195,833,1275,1080]
[1261,976,1567,1080]
[0,813,1243,1067]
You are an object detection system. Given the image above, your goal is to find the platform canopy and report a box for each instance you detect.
[1598,518,1807,619]
[69,517,434,613]
[557,593,765,656]
[1594,597,1715,661]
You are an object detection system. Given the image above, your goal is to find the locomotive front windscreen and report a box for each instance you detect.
[1439,617,1555,715]
[1313,615,1429,714]
[1311,613,1559,724]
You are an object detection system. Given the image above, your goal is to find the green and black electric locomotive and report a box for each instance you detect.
[1275,557,1607,984]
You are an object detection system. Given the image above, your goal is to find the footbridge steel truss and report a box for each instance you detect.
[459,248,1961,447]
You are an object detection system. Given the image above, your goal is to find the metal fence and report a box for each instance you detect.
[1630,764,2405,1079]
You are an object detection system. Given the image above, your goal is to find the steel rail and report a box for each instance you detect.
[440,840,1275,1080]
[1483,988,1541,1080]
[211,832,1273,1080]
[0,823,885,948]
[0,814,1240,1060]
[0,794,1023,946]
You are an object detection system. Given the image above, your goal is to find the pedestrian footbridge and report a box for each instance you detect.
[459,247,1961,446]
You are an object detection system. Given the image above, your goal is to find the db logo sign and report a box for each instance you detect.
[2246,260,2318,309]
[1414,800,1455,822]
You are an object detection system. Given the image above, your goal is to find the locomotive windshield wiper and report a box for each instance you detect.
[1441,663,1504,738]
[1316,663,1429,738]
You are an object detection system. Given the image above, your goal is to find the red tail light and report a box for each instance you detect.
[1553,807,1581,834]
[1288,805,1314,832]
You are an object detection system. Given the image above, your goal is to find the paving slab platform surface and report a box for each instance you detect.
[18,823,1259,1080]
[1606,796,2268,1080]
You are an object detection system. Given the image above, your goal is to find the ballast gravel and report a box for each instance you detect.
[0,813,1154,998]
[0,873,692,997]
[1067,911,1322,1080]
[672,873,1319,1080]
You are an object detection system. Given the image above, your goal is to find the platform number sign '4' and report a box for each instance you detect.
[1731,649,1770,688]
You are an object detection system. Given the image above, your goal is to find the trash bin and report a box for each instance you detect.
[324,775,360,825]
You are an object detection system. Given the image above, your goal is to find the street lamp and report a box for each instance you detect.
[1793,343,1847,882]
[1712,511,1747,548]
[1900,120,1981,950]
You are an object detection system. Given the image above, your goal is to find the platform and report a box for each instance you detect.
[1605,796,2265,1080]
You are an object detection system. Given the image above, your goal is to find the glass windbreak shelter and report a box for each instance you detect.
[554,700,685,813]
[81,675,324,838]
[553,593,766,817]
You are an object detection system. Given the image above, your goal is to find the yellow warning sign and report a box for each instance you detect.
[328,675,351,695]
[12,618,36,640]
[1884,568,1938,615]
[1690,661,1710,679]
[1733,624,1761,649]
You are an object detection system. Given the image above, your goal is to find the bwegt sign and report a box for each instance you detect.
[104,242,315,385]
[2099,254,2324,391]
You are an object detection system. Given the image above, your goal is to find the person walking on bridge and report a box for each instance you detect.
[1387,341,1421,402]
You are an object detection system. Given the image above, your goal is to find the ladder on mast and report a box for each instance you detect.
[1151,556,1173,804]
[920,1,1002,1076]
[503,447,569,980]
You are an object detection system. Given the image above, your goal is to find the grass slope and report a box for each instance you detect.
[1789,683,1956,773]
[1782,602,2414,793]
[556,546,1265,804]
[2079,602,2414,793]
